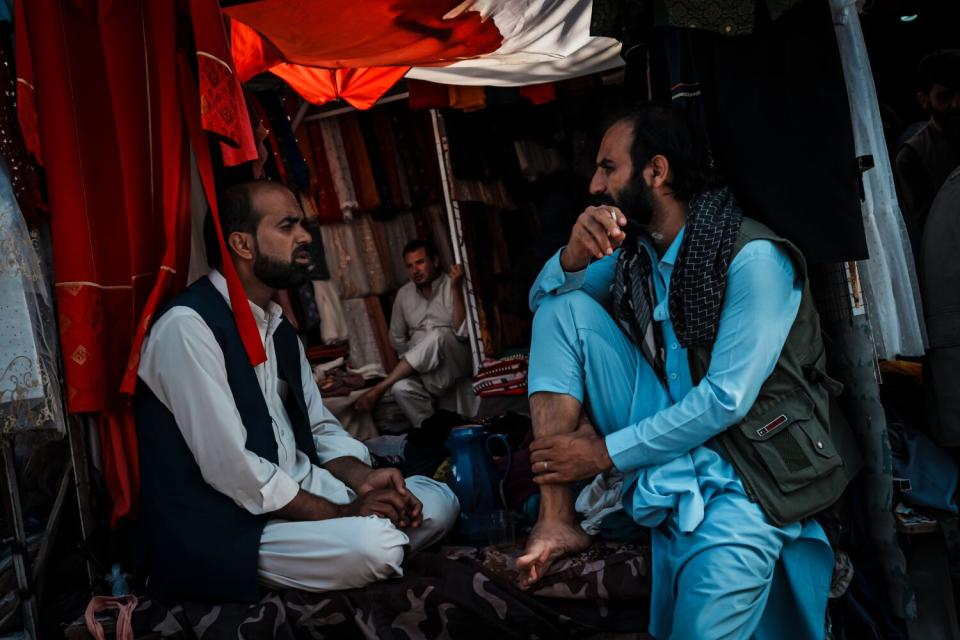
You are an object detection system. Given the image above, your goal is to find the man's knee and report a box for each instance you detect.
[407,476,460,542]
[533,291,608,335]
[342,518,407,584]
[391,377,421,398]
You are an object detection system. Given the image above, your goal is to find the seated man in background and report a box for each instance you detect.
[134,181,459,602]
[355,240,472,428]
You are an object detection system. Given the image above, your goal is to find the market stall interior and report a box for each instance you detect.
[0,0,959,638]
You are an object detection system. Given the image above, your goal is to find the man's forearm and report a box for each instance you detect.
[272,489,341,521]
[324,456,372,492]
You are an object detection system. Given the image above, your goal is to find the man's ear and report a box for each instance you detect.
[649,154,670,189]
[228,231,255,262]
[917,91,931,111]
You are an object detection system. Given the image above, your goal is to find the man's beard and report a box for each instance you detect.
[253,241,313,289]
[595,173,656,234]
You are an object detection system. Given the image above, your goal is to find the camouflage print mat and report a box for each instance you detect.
[114,542,650,639]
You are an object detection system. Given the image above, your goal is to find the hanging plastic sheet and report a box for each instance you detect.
[0,161,65,439]
[830,0,926,359]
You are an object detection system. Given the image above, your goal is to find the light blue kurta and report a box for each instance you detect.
[528,230,834,640]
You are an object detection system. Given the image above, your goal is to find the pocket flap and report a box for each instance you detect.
[740,391,815,442]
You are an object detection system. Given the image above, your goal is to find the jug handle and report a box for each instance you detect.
[485,433,513,509]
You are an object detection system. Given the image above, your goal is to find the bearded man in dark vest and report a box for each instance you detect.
[517,105,860,639]
[134,180,458,602]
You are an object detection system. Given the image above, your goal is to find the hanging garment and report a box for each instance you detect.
[0,160,65,438]
[423,204,455,271]
[313,280,349,345]
[318,119,359,216]
[343,298,383,369]
[0,42,44,227]
[285,96,319,197]
[189,0,257,167]
[369,217,401,290]
[372,110,412,209]
[305,121,344,223]
[320,223,370,299]
[354,217,390,295]
[517,83,557,105]
[357,112,395,213]
[338,113,381,212]
[366,296,399,373]
[448,85,487,112]
[681,0,867,263]
[296,191,332,281]
[407,79,452,110]
[830,0,926,359]
[258,90,310,190]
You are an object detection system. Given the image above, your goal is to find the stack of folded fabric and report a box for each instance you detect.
[472,355,529,397]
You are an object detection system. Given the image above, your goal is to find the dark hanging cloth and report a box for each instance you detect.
[256,90,310,191]
[357,111,395,214]
[687,0,866,263]
[0,36,45,227]
[591,0,804,39]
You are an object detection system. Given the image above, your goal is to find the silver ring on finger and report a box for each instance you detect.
[543,461,549,472]
[607,207,617,223]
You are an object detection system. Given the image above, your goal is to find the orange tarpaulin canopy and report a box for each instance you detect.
[225,1,503,109]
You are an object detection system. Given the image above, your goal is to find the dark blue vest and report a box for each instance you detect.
[134,277,319,602]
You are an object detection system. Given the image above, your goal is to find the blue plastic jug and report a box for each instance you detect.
[445,425,513,544]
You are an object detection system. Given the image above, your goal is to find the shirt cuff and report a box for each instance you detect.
[258,469,300,513]
[604,427,648,473]
[547,247,589,294]
[314,436,373,466]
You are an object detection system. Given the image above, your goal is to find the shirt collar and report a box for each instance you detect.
[639,226,686,270]
[207,269,283,327]
[416,272,448,300]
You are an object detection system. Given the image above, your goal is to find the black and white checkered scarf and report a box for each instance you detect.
[612,187,743,377]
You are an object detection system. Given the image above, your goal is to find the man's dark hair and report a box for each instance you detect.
[917,49,960,93]
[402,239,437,260]
[204,181,274,269]
[609,103,711,202]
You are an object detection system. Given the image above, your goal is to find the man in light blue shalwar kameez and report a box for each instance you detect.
[516,105,839,640]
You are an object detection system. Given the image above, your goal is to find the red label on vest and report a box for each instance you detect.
[756,414,788,438]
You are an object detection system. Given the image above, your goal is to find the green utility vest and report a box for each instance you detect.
[688,218,862,526]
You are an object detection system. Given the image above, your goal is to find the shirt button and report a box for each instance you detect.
[670,373,678,380]
[816,441,824,449]
[670,343,679,350]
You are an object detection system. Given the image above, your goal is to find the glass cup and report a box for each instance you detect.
[487,510,516,551]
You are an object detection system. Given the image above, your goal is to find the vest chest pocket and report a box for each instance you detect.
[739,390,842,494]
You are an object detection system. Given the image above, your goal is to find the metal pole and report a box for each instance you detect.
[1,439,39,639]
[429,108,484,373]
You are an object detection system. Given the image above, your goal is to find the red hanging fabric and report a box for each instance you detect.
[407,79,451,110]
[180,51,267,369]
[189,0,257,167]
[518,82,558,105]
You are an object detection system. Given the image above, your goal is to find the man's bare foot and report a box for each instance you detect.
[516,521,591,589]
[354,385,385,413]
